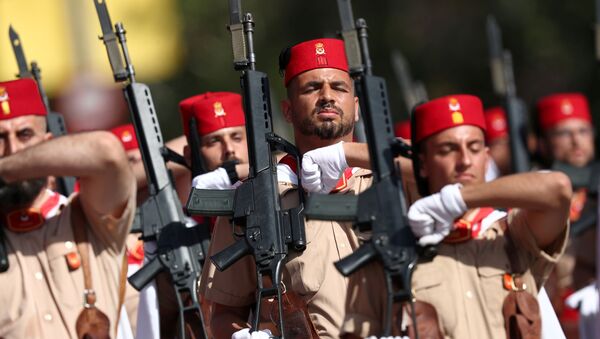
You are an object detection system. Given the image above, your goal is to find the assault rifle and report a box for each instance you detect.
[186,0,306,336]
[486,15,531,173]
[304,0,424,336]
[8,26,76,196]
[390,49,428,116]
[93,1,208,337]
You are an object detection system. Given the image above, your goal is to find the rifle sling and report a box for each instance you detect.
[71,197,129,337]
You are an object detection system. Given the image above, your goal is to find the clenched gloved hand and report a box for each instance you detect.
[301,141,347,194]
[231,328,273,339]
[407,183,467,246]
[191,167,232,190]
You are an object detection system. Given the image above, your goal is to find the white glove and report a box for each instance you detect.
[231,328,272,339]
[565,283,599,316]
[192,167,232,190]
[407,183,467,246]
[301,141,348,193]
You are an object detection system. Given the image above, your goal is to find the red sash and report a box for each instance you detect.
[279,154,354,193]
[443,207,496,243]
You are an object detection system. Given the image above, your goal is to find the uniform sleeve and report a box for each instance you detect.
[341,262,386,337]
[201,216,257,307]
[78,180,136,253]
[507,209,569,289]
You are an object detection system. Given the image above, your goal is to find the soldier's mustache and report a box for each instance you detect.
[313,103,343,117]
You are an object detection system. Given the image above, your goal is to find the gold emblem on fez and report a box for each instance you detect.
[315,42,326,55]
[560,100,574,115]
[213,101,226,117]
[448,97,461,111]
[0,87,10,115]
[121,131,133,143]
[452,111,464,124]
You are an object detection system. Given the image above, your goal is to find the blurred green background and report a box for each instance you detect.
[1,0,599,142]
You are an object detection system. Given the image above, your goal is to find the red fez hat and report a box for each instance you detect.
[394,120,411,139]
[484,106,508,142]
[413,94,486,143]
[110,124,139,151]
[0,78,47,120]
[284,38,349,86]
[179,92,245,138]
[537,93,592,131]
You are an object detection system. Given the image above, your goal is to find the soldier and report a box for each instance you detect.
[201,38,373,339]
[134,92,251,338]
[341,94,570,338]
[536,93,598,337]
[0,78,135,338]
[179,91,250,191]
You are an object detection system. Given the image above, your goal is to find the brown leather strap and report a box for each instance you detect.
[503,222,525,274]
[115,252,128,336]
[70,197,95,306]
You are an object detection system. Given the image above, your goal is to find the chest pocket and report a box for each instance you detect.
[0,248,27,330]
[46,239,84,308]
[476,238,511,328]
[285,220,330,299]
[412,259,456,335]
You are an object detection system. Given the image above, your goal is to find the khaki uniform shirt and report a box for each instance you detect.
[201,169,372,339]
[342,209,569,339]
[0,185,136,339]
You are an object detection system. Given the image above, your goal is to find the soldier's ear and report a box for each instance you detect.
[183,145,191,167]
[281,99,293,123]
[418,152,428,178]
[44,132,53,141]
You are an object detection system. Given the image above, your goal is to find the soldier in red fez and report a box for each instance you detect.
[536,93,598,337]
[179,91,249,190]
[341,94,570,338]
[537,93,594,168]
[202,38,374,339]
[0,78,135,338]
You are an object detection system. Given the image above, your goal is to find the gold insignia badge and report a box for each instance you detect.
[560,100,574,115]
[452,112,464,124]
[121,130,133,143]
[448,97,461,111]
[315,42,326,55]
[0,87,10,115]
[213,101,226,117]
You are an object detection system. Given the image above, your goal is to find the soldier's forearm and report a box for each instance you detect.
[0,131,134,217]
[461,171,571,248]
[460,171,571,212]
[0,131,128,182]
[343,142,371,169]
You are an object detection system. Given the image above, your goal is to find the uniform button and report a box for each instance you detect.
[340,243,346,248]
[465,290,473,299]
[44,313,53,321]
[65,241,74,249]
[34,272,43,280]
